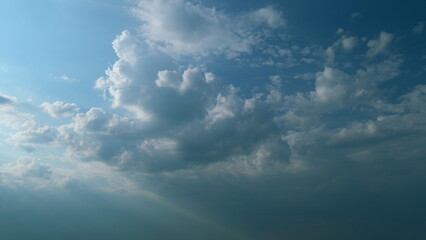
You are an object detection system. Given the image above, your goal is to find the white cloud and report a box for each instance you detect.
[248,5,286,28]
[0,157,76,190]
[9,126,57,151]
[156,67,206,93]
[207,86,240,124]
[41,101,80,118]
[156,70,181,89]
[367,32,393,57]
[0,103,36,131]
[376,84,426,113]
[282,55,402,129]
[180,67,204,92]
[132,0,285,57]
[341,36,357,51]
[204,72,216,84]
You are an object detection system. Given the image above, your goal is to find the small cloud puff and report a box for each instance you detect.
[341,36,357,51]
[41,101,80,118]
[156,67,213,93]
[367,32,393,57]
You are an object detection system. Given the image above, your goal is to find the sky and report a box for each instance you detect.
[0,0,426,239]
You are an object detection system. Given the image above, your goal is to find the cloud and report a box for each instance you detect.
[95,30,214,126]
[46,90,289,172]
[156,67,210,93]
[367,32,393,57]
[351,12,361,18]
[132,0,285,57]
[53,74,78,82]
[2,2,426,237]
[248,5,286,28]
[412,21,425,34]
[341,36,357,51]
[9,126,57,151]
[0,95,13,105]
[0,157,51,188]
[41,101,80,118]
[282,54,402,129]
[0,97,35,131]
[323,35,358,63]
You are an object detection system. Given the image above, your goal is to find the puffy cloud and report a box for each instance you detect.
[282,55,402,129]
[9,126,57,151]
[206,86,240,124]
[376,84,426,113]
[247,5,286,28]
[14,157,52,179]
[50,91,289,172]
[96,31,213,128]
[0,158,49,188]
[156,67,207,93]
[41,101,80,118]
[132,0,285,57]
[204,72,216,84]
[341,36,357,51]
[155,70,181,89]
[367,32,393,57]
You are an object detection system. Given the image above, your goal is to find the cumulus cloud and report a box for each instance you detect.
[0,158,50,189]
[96,31,214,127]
[132,0,285,57]
[248,5,286,28]
[282,54,402,129]
[45,91,289,173]
[156,67,209,93]
[341,36,357,51]
[367,32,393,57]
[9,126,57,151]
[41,101,80,118]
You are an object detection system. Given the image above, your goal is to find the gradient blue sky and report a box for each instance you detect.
[1,0,426,239]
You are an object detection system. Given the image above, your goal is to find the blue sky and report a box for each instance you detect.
[1,0,426,239]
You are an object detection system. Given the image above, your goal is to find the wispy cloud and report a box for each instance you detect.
[52,74,78,83]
